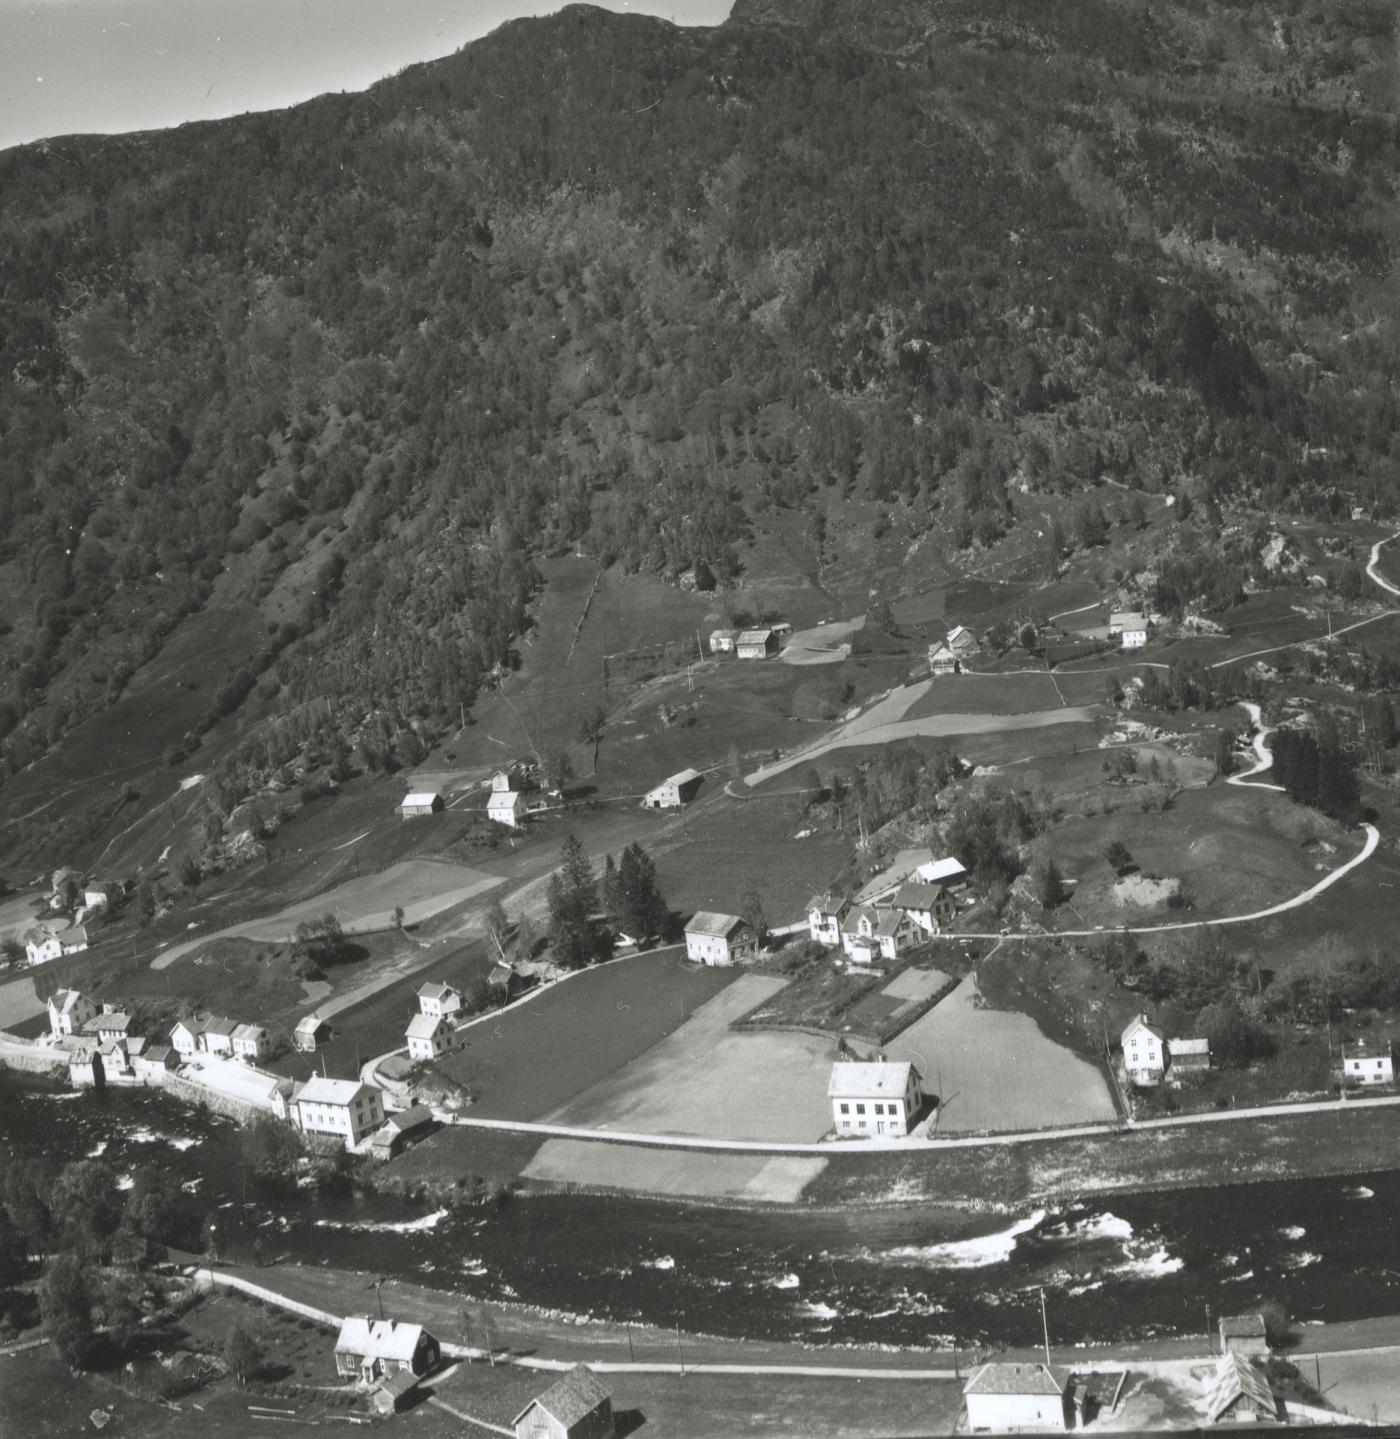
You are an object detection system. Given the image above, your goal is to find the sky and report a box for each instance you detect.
[0,0,734,152]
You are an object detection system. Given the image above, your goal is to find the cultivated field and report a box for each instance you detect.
[433,950,736,1120]
[546,975,837,1142]
[521,1139,827,1202]
[902,670,1065,718]
[878,976,1118,1134]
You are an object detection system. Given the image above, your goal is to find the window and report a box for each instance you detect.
[839,1104,849,1114]
[855,1104,865,1115]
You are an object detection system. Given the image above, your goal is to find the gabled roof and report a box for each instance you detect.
[735,627,774,645]
[872,909,907,938]
[512,1365,611,1430]
[928,641,957,659]
[847,905,878,931]
[828,1059,916,1100]
[384,1105,435,1135]
[1220,1312,1267,1338]
[406,1012,447,1040]
[335,1316,429,1363]
[377,1369,420,1400]
[1206,1352,1275,1424]
[92,1012,132,1033]
[947,625,976,646]
[1122,1013,1164,1044]
[1110,610,1148,627]
[298,1076,373,1107]
[294,1013,327,1035]
[659,767,703,787]
[400,791,441,807]
[59,924,89,946]
[232,1023,267,1043]
[417,981,459,1002]
[894,880,951,911]
[1169,1037,1210,1056]
[1344,1036,1393,1059]
[964,1361,1067,1397]
[49,989,90,1014]
[202,1015,236,1038]
[684,911,747,939]
[142,1044,175,1064]
[919,856,967,884]
[488,789,522,809]
[808,892,849,916]
[172,1016,206,1037]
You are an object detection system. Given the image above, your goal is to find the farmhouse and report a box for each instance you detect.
[295,1076,384,1148]
[1343,1037,1394,1086]
[1206,1352,1276,1425]
[1109,611,1150,649]
[946,625,979,659]
[416,980,462,1019]
[406,1011,454,1061]
[1219,1313,1269,1357]
[489,788,524,828]
[1167,1036,1210,1078]
[201,1016,236,1057]
[293,1013,330,1052]
[1121,1014,1166,1086]
[86,1010,133,1045]
[644,767,704,809]
[512,1364,615,1439]
[334,1316,440,1382]
[963,1362,1070,1433]
[808,892,850,947]
[735,627,778,660]
[58,924,89,956]
[894,880,957,934]
[24,929,62,965]
[928,640,959,676]
[170,1018,206,1057]
[232,1023,270,1063]
[47,988,98,1037]
[708,628,737,655]
[683,912,757,966]
[842,906,915,964]
[398,791,444,819]
[828,1059,923,1138]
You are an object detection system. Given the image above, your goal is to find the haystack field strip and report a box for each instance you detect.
[879,976,1118,1134]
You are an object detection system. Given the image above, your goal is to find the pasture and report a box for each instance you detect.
[878,976,1118,1134]
[546,974,837,1142]
[902,670,1064,718]
[433,950,736,1120]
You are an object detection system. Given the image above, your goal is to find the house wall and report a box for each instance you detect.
[1345,1057,1393,1084]
[966,1391,1066,1432]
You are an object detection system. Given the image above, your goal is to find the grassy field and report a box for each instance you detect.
[903,670,1064,718]
[547,975,837,1142]
[430,950,736,1120]
[522,1139,828,1201]
[878,976,1118,1135]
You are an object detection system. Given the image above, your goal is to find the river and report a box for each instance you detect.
[4,1077,1396,1352]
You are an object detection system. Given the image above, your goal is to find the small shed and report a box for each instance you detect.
[708,628,737,655]
[399,791,444,819]
[735,627,778,660]
[1206,1352,1276,1424]
[1219,1313,1270,1357]
[644,768,704,809]
[293,1013,330,1052]
[513,1364,615,1439]
[371,1369,420,1414]
[1168,1036,1210,1078]
[368,1105,436,1162]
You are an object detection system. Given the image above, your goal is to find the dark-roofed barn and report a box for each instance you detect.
[513,1363,615,1439]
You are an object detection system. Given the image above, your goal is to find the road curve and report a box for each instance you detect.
[1226,700,1285,792]
[1367,531,1400,597]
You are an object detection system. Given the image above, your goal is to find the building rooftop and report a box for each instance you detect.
[964,1361,1067,1397]
[1169,1037,1210,1056]
[1122,1013,1165,1043]
[335,1316,429,1364]
[828,1059,917,1100]
[400,791,441,807]
[658,767,703,787]
[735,627,774,645]
[1206,1352,1275,1424]
[808,892,848,915]
[298,1075,373,1107]
[513,1365,611,1430]
[406,1013,447,1041]
[232,1023,267,1042]
[894,880,953,910]
[1221,1312,1267,1338]
[417,981,459,1002]
[684,911,746,939]
[294,1013,326,1035]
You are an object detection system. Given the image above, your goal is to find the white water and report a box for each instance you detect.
[877,1209,1047,1270]
[1348,1185,1375,1200]
[1048,1211,1133,1243]
[769,1273,800,1290]
[314,1207,448,1234]
[1279,1224,1306,1240]
[641,1255,676,1271]
[800,1301,840,1320]
[1113,1245,1184,1279]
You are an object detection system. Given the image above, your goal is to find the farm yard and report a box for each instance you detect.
[546,975,838,1142]
[878,976,1119,1135]
[432,949,736,1120]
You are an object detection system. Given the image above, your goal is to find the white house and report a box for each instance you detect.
[1343,1038,1394,1086]
[708,628,737,655]
[48,989,98,1037]
[83,885,111,911]
[416,981,462,1019]
[334,1316,440,1382]
[683,912,758,966]
[894,880,957,934]
[828,1059,923,1138]
[928,641,959,676]
[24,929,62,965]
[88,1010,133,1045]
[398,791,444,819]
[964,1362,1069,1433]
[232,1023,270,1063]
[406,1011,453,1062]
[842,906,916,964]
[170,1018,206,1057]
[201,1016,236,1057]
[294,1076,384,1148]
[643,768,704,809]
[1122,1014,1166,1086]
[293,1013,329,1052]
[133,1043,179,1085]
[1109,610,1150,649]
[807,892,850,947]
[489,789,524,828]
[946,625,979,659]
[735,627,778,660]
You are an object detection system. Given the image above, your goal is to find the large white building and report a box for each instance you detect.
[643,768,704,809]
[683,912,757,966]
[48,988,98,1037]
[294,1076,384,1148]
[1121,1014,1166,1087]
[828,1059,923,1138]
[964,1362,1069,1433]
[1343,1038,1394,1086]
[416,981,462,1019]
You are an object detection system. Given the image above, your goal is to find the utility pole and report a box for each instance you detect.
[1039,1287,1051,1370]
[675,1323,686,1375]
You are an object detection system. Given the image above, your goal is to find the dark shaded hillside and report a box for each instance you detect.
[0,0,1395,866]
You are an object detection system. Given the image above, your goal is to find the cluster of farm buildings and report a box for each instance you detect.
[19,871,114,965]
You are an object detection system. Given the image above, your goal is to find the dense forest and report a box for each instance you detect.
[0,0,1394,784]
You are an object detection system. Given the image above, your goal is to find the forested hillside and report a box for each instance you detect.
[0,0,1394,809]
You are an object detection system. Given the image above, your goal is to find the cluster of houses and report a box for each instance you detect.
[397,769,557,830]
[927,624,980,676]
[810,850,969,966]
[1119,1015,1211,1088]
[331,1312,617,1434]
[707,622,791,660]
[21,875,115,964]
[962,1312,1279,1431]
